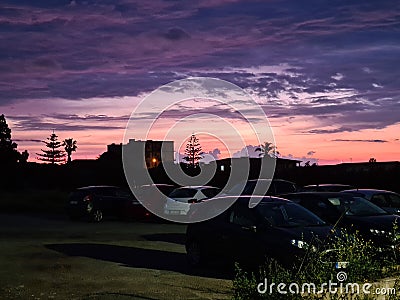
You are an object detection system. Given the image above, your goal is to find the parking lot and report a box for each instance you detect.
[0,214,232,300]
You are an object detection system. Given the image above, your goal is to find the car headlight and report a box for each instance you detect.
[290,239,317,252]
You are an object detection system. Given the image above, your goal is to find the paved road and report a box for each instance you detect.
[0,213,232,300]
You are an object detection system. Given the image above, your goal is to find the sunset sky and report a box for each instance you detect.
[0,0,399,165]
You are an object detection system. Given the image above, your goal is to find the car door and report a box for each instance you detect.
[223,203,264,263]
[115,188,136,217]
[99,187,118,216]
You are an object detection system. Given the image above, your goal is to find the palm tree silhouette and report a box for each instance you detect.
[63,138,77,164]
[255,141,279,158]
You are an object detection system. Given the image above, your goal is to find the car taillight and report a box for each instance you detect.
[83,194,93,202]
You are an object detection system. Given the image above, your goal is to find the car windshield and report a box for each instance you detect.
[256,202,326,227]
[329,196,388,216]
[169,188,197,198]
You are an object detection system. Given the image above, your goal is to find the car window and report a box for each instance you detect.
[229,206,257,227]
[69,190,89,201]
[340,196,387,216]
[256,203,326,227]
[97,188,117,196]
[274,181,296,194]
[386,194,400,207]
[157,185,176,196]
[371,194,388,207]
[169,188,197,198]
[202,188,221,198]
[115,189,133,198]
[327,198,341,206]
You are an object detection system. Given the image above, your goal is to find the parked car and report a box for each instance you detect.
[342,189,400,214]
[67,186,152,222]
[281,192,400,251]
[300,184,354,192]
[223,179,297,196]
[164,186,221,216]
[133,183,177,216]
[185,195,336,267]
[135,183,177,197]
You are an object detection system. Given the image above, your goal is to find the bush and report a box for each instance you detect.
[233,230,399,300]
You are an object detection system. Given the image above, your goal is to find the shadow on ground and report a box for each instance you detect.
[45,243,232,280]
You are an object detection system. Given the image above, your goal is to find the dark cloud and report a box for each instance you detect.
[13,139,42,143]
[7,114,125,131]
[0,0,398,135]
[308,127,355,134]
[332,139,388,143]
[162,28,190,40]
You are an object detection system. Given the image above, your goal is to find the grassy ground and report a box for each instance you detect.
[0,214,232,300]
[0,189,69,214]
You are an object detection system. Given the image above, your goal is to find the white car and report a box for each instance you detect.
[164,186,221,215]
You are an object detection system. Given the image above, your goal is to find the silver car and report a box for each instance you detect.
[164,186,221,215]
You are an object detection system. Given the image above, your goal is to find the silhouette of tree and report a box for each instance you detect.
[63,138,77,164]
[255,141,279,158]
[183,134,203,168]
[369,157,377,163]
[0,114,23,165]
[37,131,66,164]
[19,150,29,163]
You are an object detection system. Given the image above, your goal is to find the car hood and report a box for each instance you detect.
[275,225,334,243]
[344,214,399,231]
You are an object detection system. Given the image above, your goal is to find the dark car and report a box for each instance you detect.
[300,184,354,192]
[223,179,297,196]
[67,186,152,222]
[281,192,400,250]
[185,196,335,267]
[342,189,400,215]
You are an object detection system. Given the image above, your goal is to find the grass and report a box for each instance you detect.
[0,214,232,300]
[0,188,69,214]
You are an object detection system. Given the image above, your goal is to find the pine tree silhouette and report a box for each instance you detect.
[183,134,203,168]
[37,131,66,164]
[0,114,22,164]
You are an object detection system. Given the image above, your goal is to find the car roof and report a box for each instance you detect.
[343,189,399,195]
[304,184,352,187]
[174,186,220,190]
[247,178,295,183]
[139,183,176,188]
[77,185,120,190]
[282,192,355,198]
[217,195,294,206]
